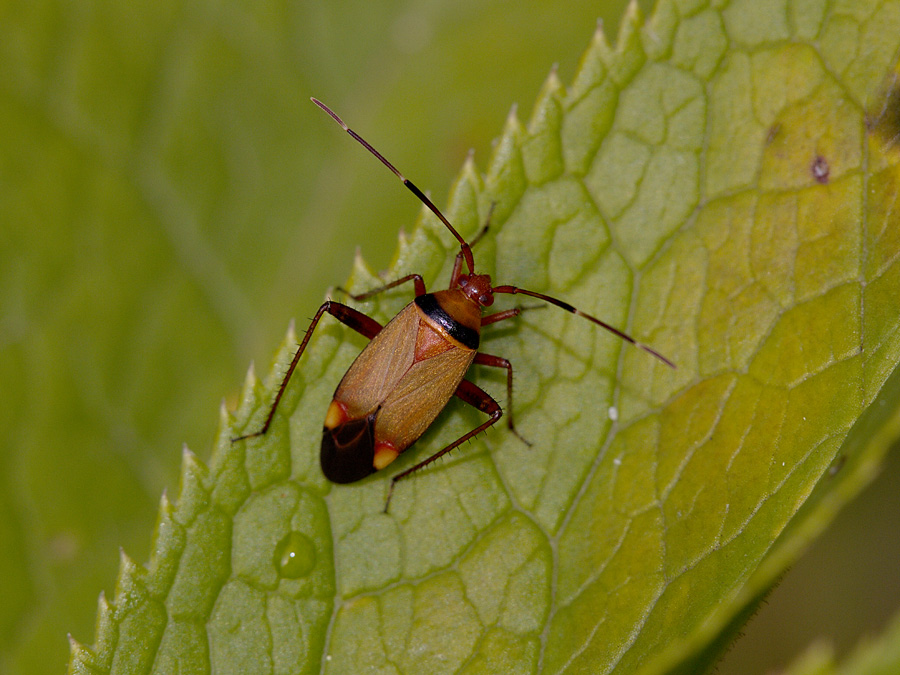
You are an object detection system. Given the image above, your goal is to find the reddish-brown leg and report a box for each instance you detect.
[481,302,546,326]
[448,247,466,287]
[384,378,502,511]
[481,307,522,325]
[232,301,383,442]
[336,273,426,301]
[449,218,492,285]
[472,352,531,446]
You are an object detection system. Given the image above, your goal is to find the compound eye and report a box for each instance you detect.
[458,276,470,288]
[480,293,494,307]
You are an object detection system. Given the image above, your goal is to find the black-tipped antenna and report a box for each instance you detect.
[311,97,476,274]
[492,285,676,368]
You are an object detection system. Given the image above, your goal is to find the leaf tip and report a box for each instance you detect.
[180,444,206,476]
[159,489,173,515]
[546,63,563,90]
[218,398,232,429]
[591,17,613,60]
[118,547,139,575]
[179,445,209,493]
[246,359,258,382]
[111,548,149,614]
[239,362,259,406]
[285,318,298,345]
[505,101,520,126]
[623,0,643,31]
[528,65,565,130]
[67,635,97,672]
[351,246,375,279]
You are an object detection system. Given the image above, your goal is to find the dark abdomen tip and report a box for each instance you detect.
[320,414,378,484]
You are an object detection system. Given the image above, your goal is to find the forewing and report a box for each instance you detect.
[375,346,476,451]
[332,303,419,419]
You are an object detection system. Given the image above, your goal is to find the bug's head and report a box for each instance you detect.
[458,273,495,307]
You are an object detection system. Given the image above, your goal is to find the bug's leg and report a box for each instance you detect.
[336,273,426,301]
[384,379,502,512]
[481,308,522,325]
[472,352,531,446]
[231,301,383,442]
[448,245,469,286]
[474,306,545,443]
[481,302,547,326]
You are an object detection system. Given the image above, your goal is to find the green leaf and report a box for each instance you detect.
[4,0,900,674]
[779,606,900,675]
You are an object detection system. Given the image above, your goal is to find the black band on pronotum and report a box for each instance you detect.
[415,294,480,350]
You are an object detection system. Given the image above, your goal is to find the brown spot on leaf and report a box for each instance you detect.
[811,155,829,184]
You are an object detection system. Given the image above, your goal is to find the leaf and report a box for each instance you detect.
[779,606,900,675]
[50,0,900,673]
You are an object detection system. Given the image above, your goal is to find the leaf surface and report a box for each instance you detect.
[46,0,900,673]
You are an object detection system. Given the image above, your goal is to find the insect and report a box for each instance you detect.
[233,98,675,509]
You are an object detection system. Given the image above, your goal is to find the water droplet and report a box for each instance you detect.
[274,531,316,578]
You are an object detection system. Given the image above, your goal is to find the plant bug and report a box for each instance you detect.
[233,98,675,509]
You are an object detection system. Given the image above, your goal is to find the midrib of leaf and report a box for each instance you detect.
[68,1,900,674]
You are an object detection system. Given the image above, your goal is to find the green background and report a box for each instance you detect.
[2,1,899,674]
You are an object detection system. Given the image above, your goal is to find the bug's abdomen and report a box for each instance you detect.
[321,412,377,483]
[330,302,420,417]
[319,339,475,484]
[373,343,475,450]
[319,296,479,483]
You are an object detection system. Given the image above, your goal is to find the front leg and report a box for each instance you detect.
[472,352,531,446]
[384,378,503,512]
[232,301,383,442]
[336,273,426,301]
